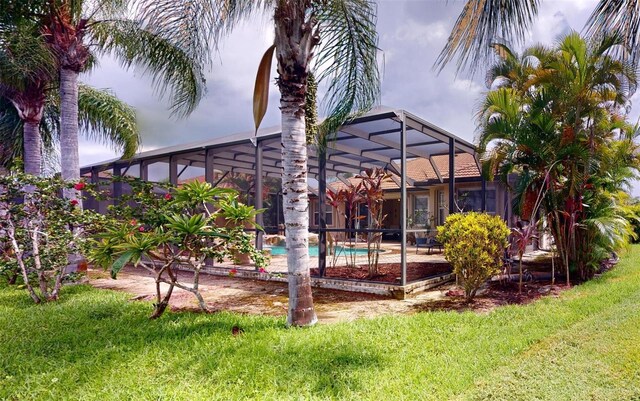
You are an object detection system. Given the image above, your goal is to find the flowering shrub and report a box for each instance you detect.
[0,172,100,302]
[89,179,269,319]
[437,212,510,302]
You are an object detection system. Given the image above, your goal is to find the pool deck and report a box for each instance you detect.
[193,243,453,299]
[218,242,447,273]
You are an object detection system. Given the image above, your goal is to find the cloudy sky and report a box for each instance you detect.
[81,0,640,193]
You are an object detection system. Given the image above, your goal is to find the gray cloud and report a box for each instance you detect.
[79,0,639,195]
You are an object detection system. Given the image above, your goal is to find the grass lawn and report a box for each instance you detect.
[1,248,640,400]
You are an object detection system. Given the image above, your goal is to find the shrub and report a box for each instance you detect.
[437,212,510,302]
[88,180,269,319]
[0,171,99,302]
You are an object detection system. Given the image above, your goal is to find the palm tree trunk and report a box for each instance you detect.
[59,67,81,202]
[275,1,318,327]
[22,120,42,176]
[281,108,317,327]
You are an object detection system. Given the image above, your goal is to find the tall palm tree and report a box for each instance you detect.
[0,83,139,171]
[437,0,640,73]
[0,0,205,199]
[137,0,380,326]
[478,33,638,281]
[0,20,56,175]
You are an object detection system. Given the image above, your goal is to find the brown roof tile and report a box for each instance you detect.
[327,153,479,192]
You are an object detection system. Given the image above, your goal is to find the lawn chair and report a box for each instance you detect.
[415,237,442,254]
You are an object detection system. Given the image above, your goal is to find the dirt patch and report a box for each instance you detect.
[412,280,570,313]
[88,266,571,323]
[89,266,391,321]
[310,262,452,282]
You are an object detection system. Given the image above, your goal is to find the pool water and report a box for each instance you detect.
[267,245,372,257]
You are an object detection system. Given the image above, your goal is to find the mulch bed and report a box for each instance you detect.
[310,262,452,283]
[413,280,571,313]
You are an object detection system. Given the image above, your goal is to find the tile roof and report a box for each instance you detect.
[328,153,480,192]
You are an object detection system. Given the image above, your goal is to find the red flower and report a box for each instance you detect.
[258,268,266,273]
[73,182,86,191]
[164,193,172,200]
[229,268,238,277]
[129,219,137,226]
[138,226,145,232]
[70,199,79,206]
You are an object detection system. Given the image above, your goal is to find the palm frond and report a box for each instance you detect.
[134,0,271,69]
[77,84,139,159]
[0,96,23,169]
[314,0,380,137]
[0,20,56,94]
[435,0,540,75]
[90,19,205,117]
[585,0,640,66]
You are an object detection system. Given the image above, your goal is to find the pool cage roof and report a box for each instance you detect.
[80,106,477,184]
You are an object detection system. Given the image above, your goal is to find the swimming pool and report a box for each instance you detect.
[267,245,373,257]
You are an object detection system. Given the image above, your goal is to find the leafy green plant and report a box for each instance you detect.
[0,171,98,302]
[88,180,269,319]
[438,212,510,302]
[478,33,640,282]
[218,196,266,229]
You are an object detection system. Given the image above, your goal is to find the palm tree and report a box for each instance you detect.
[0,20,56,175]
[137,0,380,326]
[0,84,139,171]
[437,0,640,73]
[478,33,638,281]
[1,0,205,199]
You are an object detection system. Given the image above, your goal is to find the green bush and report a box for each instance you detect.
[437,212,510,301]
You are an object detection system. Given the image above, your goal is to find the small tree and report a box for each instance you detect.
[89,180,269,319]
[0,171,95,302]
[437,212,510,302]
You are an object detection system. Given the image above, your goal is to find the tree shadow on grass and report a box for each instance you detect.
[0,284,291,399]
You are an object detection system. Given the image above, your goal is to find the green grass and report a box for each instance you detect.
[2,249,640,400]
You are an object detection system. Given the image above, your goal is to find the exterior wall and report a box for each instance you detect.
[309,198,345,230]
[309,180,515,234]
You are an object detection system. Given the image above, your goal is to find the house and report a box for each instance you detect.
[308,153,511,237]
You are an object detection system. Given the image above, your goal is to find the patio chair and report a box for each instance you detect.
[415,237,442,254]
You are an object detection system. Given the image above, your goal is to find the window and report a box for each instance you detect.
[412,195,430,226]
[438,190,446,226]
[314,211,333,226]
[457,189,496,213]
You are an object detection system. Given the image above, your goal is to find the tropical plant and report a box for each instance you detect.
[0,170,98,302]
[478,33,639,282]
[510,223,538,293]
[0,0,205,201]
[218,196,266,230]
[89,179,268,319]
[357,167,389,277]
[437,0,640,73]
[0,20,56,175]
[0,83,140,173]
[327,181,364,269]
[437,212,510,302]
[135,0,380,326]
